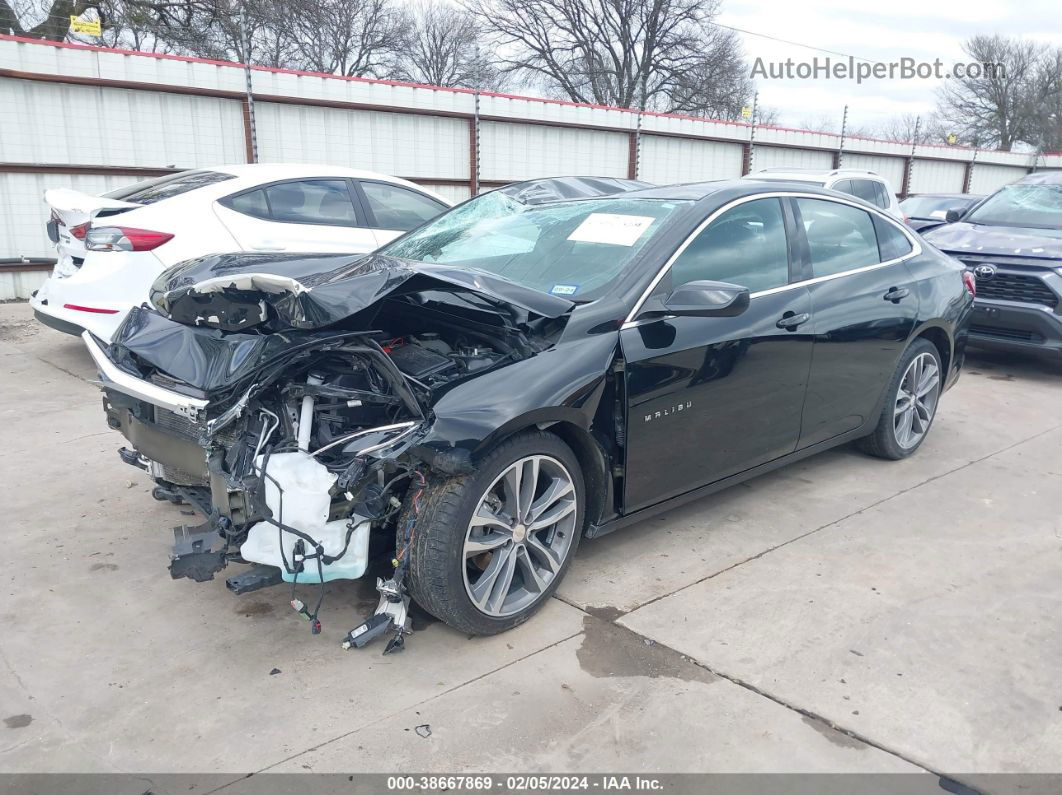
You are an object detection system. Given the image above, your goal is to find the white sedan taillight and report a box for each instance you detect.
[86,226,174,252]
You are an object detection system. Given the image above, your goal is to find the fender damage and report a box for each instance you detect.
[86,250,618,650]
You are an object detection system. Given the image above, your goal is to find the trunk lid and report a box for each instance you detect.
[45,188,142,262]
[45,187,142,218]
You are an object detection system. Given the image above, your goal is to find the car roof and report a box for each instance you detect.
[211,163,408,180]
[202,163,450,204]
[1018,171,1062,185]
[748,168,884,183]
[494,176,652,205]
[607,179,845,202]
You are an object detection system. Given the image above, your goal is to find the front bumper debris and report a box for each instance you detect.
[83,330,208,419]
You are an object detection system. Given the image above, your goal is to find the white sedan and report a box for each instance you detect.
[31,164,452,341]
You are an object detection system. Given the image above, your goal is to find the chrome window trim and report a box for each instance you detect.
[622,191,921,326]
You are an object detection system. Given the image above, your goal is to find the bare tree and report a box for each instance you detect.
[665,26,750,119]
[276,0,408,76]
[871,113,952,145]
[755,105,779,127]
[795,114,840,134]
[1029,47,1062,153]
[464,0,752,115]
[2,0,102,40]
[54,0,403,73]
[392,1,506,89]
[937,35,1044,151]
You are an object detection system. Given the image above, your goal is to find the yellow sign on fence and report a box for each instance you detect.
[740,106,753,120]
[70,16,101,36]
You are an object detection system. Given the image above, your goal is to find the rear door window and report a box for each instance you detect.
[849,179,887,208]
[873,181,892,208]
[360,182,448,231]
[796,198,882,277]
[263,180,358,226]
[105,170,236,204]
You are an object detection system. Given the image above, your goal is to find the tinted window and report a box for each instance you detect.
[104,170,235,205]
[874,181,891,208]
[362,182,447,231]
[263,180,356,226]
[873,215,913,260]
[899,196,956,218]
[832,179,854,196]
[850,179,886,208]
[226,188,270,220]
[670,198,790,293]
[797,198,881,276]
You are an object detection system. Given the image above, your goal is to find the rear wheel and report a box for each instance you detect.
[860,338,943,460]
[405,431,583,635]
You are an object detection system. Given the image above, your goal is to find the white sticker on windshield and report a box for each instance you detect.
[567,213,655,247]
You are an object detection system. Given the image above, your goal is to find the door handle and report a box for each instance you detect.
[250,241,286,251]
[776,311,810,331]
[883,287,910,303]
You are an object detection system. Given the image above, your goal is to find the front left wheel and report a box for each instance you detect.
[404,431,584,635]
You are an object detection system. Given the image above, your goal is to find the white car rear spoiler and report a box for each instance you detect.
[44,188,141,218]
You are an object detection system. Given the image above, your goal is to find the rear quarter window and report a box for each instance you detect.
[225,188,270,220]
[872,215,914,260]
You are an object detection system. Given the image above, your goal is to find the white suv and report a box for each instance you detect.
[745,168,903,220]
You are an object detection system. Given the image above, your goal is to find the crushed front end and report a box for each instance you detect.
[83,251,573,651]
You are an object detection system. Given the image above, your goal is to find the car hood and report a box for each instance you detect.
[149,251,574,332]
[923,221,1062,260]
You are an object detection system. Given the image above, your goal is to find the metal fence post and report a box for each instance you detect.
[240,6,258,164]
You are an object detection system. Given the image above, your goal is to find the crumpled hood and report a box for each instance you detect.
[923,222,1062,261]
[150,252,574,332]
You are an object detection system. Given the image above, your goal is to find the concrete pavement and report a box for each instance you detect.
[1,300,1060,787]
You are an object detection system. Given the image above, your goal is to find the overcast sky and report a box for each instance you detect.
[718,0,1062,133]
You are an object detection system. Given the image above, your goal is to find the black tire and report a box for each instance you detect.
[859,338,943,460]
[403,430,584,635]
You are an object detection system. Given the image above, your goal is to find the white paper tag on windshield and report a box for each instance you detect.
[567,213,655,247]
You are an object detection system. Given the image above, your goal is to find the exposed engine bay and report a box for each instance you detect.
[90,259,575,653]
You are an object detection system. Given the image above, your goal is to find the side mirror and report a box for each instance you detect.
[944,208,963,223]
[661,280,750,318]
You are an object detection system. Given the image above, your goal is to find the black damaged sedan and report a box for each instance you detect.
[84,177,974,647]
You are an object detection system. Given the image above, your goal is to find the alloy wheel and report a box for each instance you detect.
[463,455,578,617]
[894,352,941,449]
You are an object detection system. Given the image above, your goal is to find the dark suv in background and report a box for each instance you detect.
[923,171,1062,359]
